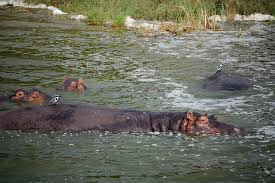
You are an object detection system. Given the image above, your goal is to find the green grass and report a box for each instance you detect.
[24,0,275,29]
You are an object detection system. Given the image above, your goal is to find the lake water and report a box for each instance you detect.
[0,5,274,182]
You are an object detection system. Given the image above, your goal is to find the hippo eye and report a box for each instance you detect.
[17,92,23,97]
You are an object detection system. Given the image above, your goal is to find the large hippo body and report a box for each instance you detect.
[0,104,244,135]
[202,70,250,91]
[0,104,183,132]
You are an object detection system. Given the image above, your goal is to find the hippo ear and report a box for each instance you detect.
[31,91,40,98]
[210,114,217,120]
[187,111,194,115]
[186,111,192,118]
[202,113,208,117]
[64,75,68,81]
[78,78,84,84]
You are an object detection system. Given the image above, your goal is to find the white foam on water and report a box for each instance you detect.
[163,81,187,88]
[147,31,264,61]
[138,78,158,82]
[268,102,275,107]
[257,126,275,139]
[162,82,248,111]
[130,68,158,82]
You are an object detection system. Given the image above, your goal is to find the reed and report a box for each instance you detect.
[25,0,274,30]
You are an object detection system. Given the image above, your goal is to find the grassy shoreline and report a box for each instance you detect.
[25,0,275,30]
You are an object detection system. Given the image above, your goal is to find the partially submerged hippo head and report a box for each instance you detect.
[27,88,51,105]
[62,76,86,92]
[9,88,50,105]
[180,112,245,136]
[202,70,250,91]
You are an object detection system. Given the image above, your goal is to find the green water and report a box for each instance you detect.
[0,6,274,182]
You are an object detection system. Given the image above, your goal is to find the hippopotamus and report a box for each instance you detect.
[59,76,86,92]
[0,104,245,136]
[201,66,250,91]
[8,88,51,105]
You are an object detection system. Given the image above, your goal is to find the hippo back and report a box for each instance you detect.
[202,70,250,91]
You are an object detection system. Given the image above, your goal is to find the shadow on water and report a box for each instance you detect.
[0,5,274,182]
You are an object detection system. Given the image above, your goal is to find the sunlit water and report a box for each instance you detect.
[0,6,274,182]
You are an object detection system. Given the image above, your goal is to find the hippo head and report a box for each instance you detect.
[63,76,86,92]
[180,112,226,135]
[28,88,50,105]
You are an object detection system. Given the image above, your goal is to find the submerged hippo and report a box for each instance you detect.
[58,76,86,92]
[202,65,250,91]
[0,104,245,136]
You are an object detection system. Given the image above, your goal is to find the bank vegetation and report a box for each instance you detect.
[25,0,275,31]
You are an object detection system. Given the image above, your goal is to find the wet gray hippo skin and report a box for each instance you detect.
[202,70,250,91]
[0,95,10,102]
[0,104,245,135]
